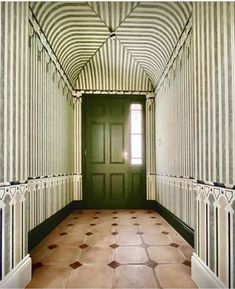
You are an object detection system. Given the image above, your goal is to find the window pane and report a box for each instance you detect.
[131,158,142,165]
[131,134,141,158]
[131,109,141,134]
[131,104,141,110]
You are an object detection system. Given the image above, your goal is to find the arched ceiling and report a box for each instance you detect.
[30,2,192,92]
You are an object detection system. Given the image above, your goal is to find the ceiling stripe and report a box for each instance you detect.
[30,1,192,91]
[30,2,110,86]
[87,2,139,32]
[116,2,192,87]
[76,37,153,92]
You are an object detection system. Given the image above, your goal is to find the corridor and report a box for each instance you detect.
[0,1,235,289]
[28,210,196,288]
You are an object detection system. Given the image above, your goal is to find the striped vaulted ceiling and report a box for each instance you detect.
[30,2,192,92]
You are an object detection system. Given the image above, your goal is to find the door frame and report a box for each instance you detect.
[82,93,147,208]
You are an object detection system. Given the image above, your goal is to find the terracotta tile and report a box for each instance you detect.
[115,246,148,264]
[57,233,86,247]
[27,265,71,288]
[142,233,171,245]
[110,244,119,249]
[170,242,179,248]
[148,246,185,264]
[87,232,114,247]
[116,233,142,246]
[30,243,50,263]
[42,247,80,266]
[183,260,191,267]
[113,265,160,288]
[139,224,162,233]
[69,261,82,269]
[108,260,121,269]
[92,224,113,233]
[80,246,113,264]
[48,244,58,250]
[117,225,138,234]
[79,244,89,249]
[145,259,158,268]
[178,244,195,260]
[32,262,43,271]
[155,264,197,288]
[67,265,113,288]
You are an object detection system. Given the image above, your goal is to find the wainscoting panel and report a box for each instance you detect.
[156,176,196,230]
[0,175,83,283]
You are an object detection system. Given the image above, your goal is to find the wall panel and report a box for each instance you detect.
[0,2,29,184]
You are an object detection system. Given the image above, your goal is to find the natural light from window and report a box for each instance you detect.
[130,104,142,165]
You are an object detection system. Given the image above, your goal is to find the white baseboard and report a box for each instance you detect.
[0,255,32,288]
[192,253,227,289]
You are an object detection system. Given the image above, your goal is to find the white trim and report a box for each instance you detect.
[0,255,32,288]
[192,253,227,289]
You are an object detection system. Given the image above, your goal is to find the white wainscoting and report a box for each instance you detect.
[0,174,83,285]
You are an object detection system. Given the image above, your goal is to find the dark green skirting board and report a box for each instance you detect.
[147,200,194,247]
[28,201,84,252]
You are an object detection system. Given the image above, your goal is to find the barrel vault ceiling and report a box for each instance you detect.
[30,2,192,92]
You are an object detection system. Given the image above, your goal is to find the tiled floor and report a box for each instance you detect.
[27,210,197,288]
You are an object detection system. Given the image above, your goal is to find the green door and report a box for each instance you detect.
[83,95,146,209]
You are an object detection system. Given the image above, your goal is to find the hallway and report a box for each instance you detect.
[28,210,196,288]
[0,1,235,289]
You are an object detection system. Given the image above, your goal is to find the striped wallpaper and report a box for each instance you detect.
[193,2,235,186]
[0,2,29,184]
[76,37,152,92]
[29,27,74,178]
[155,32,195,179]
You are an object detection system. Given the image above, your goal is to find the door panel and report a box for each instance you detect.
[83,96,146,209]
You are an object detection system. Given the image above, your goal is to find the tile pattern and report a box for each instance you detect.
[27,210,197,288]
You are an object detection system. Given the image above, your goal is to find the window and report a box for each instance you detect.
[130,104,142,165]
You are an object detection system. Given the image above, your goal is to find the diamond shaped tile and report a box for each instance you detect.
[86,232,93,236]
[48,244,58,249]
[68,223,74,226]
[32,262,43,271]
[145,259,158,268]
[183,260,191,267]
[112,223,118,226]
[156,223,161,225]
[90,223,96,226]
[108,260,120,269]
[69,261,82,269]
[130,211,135,214]
[140,243,149,249]
[93,216,99,219]
[147,211,152,214]
[111,232,118,235]
[110,243,119,249]
[60,232,67,236]
[79,244,89,249]
[170,243,179,248]
[136,232,144,235]
[133,223,140,226]
[112,211,118,214]
[73,217,79,219]
[132,216,137,219]
[162,231,169,235]
[112,216,118,219]
[150,216,156,219]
